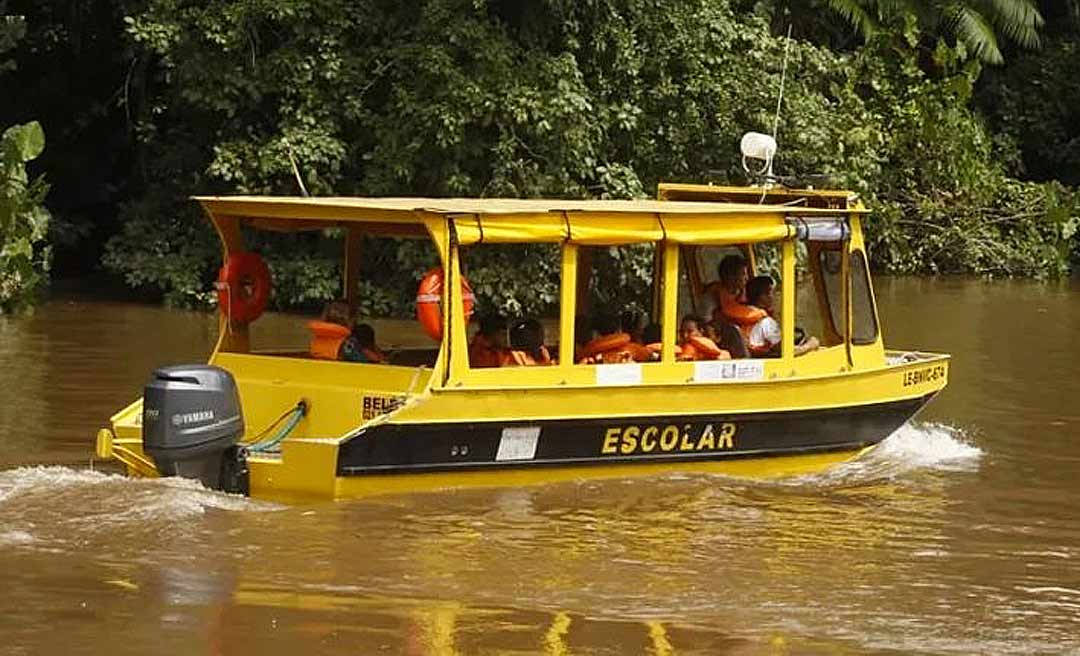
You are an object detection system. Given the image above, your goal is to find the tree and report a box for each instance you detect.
[1,122,51,312]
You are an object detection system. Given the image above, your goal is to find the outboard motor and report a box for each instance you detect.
[142,365,248,494]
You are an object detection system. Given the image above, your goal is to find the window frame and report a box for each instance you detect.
[849,249,879,345]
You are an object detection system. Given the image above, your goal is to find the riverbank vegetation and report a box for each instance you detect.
[2,0,1078,315]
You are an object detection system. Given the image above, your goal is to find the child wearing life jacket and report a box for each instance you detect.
[677,315,730,361]
[469,314,509,368]
[349,323,388,364]
[505,319,552,366]
[578,314,635,364]
[309,300,356,360]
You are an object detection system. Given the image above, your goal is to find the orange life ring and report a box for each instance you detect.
[416,267,475,341]
[216,251,271,324]
[580,332,632,359]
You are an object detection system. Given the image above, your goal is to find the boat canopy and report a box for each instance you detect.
[195,196,867,245]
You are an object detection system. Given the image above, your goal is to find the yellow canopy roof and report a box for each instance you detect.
[195,196,866,245]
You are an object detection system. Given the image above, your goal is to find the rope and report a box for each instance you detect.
[246,400,308,454]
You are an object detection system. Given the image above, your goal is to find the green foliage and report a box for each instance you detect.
[0,13,26,74]
[844,38,1080,277]
[1,122,51,312]
[778,0,1044,64]
[977,34,1080,186]
[88,0,1078,313]
[108,0,887,312]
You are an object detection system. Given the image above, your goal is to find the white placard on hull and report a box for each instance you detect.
[694,360,765,382]
[595,363,643,386]
[495,426,541,461]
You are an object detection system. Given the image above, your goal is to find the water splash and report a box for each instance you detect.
[865,422,983,472]
[0,465,278,549]
[794,422,983,486]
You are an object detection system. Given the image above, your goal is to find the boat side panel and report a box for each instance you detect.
[337,395,931,475]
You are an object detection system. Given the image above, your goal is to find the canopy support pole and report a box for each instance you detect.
[559,243,578,370]
[780,239,796,370]
[660,242,680,364]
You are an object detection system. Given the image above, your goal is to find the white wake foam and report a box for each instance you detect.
[864,422,983,472]
[0,465,278,525]
[786,422,983,487]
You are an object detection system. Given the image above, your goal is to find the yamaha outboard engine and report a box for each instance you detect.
[142,365,248,494]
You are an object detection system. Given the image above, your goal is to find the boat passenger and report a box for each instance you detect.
[469,314,509,368]
[308,300,357,360]
[678,315,730,361]
[642,323,662,360]
[573,315,594,362]
[620,310,644,343]
[348,323,388,364]
[579,314,634,364]
[709,316,750,359]
[710,254,766,341]
[506,319,553,366]
[745,275,820,357]
[642,322,682,360]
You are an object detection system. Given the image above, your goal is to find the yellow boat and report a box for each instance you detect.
[94,182,949,500]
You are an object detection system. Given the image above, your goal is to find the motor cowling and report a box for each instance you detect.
[142,365,247,493]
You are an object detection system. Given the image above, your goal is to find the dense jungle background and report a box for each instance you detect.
[2,0,1079,316]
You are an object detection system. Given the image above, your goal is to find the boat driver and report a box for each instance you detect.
[745,275,819,357]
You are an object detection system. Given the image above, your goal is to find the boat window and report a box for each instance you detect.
[459,243,561,368]
[574,244,659,364]
[850,250,879,344]
[688,245,750,320]
[676,241,794,360]
[795,245,828,348]
[819,248,844,340]
[243,229,442,365]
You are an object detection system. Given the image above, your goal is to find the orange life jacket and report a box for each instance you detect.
[625,341,654,362]
[308,321,351,360]
[678,335,731,361]
[469,334,506,368]
[716,287,766,342]
[505,345,553,367]
[645,342,683,358]
[579,332,633,364]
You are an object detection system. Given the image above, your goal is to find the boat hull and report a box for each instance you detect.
[331,394,933,493]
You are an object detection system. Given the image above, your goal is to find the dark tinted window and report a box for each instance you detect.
[851,250,878,344]
[819,249,844,338]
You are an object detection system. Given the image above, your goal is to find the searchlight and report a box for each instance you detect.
[740,131,777,182]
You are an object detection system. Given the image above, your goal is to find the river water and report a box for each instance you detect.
[1,278,1078,655]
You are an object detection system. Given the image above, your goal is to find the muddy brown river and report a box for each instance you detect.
[1,278,1078,655]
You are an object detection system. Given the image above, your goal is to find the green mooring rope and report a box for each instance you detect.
[246,401,307,454]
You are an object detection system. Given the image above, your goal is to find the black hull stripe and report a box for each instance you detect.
[339,441,871,474]
[337,395,933,476]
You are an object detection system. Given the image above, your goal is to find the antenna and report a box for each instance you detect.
[283,139,310,197]
[772,24,793,141]
[740,24,793,195]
